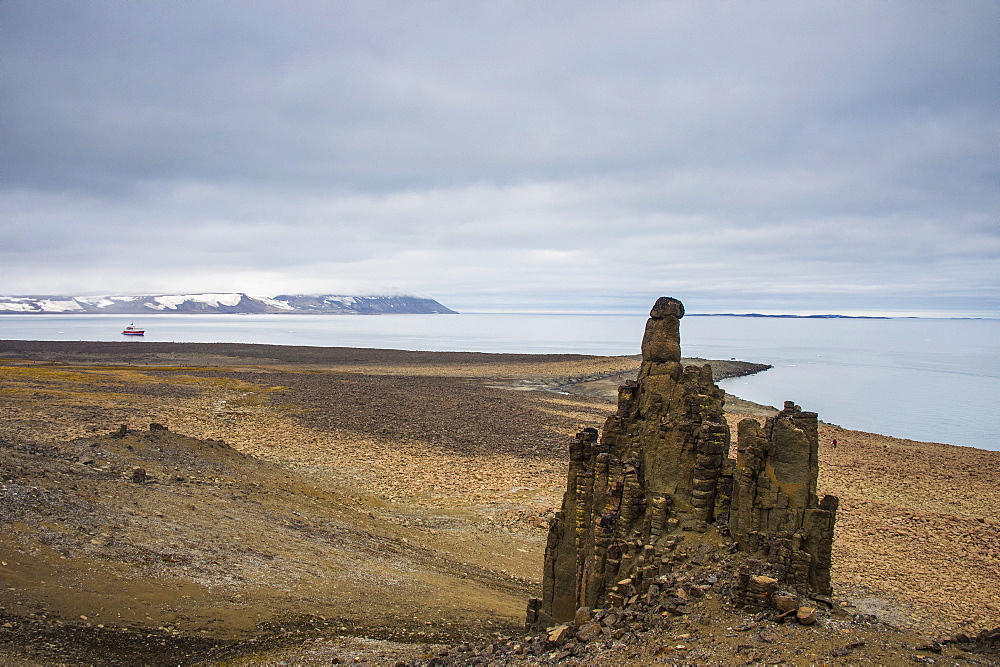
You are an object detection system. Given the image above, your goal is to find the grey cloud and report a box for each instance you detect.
[6,1,990,188]
[1,0,997,315]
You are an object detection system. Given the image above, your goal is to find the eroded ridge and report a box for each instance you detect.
[527,297,838,630]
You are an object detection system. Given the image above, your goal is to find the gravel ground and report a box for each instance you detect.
[0,340,997,665]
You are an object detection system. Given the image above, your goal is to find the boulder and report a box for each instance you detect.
[547,624,573,645]
[771,592,799,614]
[796,606,819,625]
[575,623,602,643]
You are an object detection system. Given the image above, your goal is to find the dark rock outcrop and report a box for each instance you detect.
[729,400,838,597]
[527,296,837,630]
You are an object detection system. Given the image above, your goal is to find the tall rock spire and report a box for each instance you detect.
[527,297,837,630]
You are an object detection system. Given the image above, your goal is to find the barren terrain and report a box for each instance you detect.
[0,340,997,664]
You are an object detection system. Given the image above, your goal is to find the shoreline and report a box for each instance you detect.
[0,338,983,451]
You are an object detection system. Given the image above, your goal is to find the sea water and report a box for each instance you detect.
[1,313,996,451]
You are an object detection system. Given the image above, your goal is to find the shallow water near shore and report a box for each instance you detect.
[1,312,997,450]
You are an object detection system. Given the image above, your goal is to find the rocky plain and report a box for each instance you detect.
[0,337,998,665]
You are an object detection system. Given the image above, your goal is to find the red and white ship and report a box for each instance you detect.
[121,324,145,336]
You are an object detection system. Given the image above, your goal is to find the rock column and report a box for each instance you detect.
[528,298,839,630]
[529,297,730,627]
[729,401,837,595]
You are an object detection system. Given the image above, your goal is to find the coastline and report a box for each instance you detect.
[3,313,994,450]
[0,339,997,662]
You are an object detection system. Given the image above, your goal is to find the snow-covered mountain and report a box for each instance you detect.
[0,293,457,315]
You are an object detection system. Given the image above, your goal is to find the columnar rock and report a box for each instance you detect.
[530,297,729,627]
[729,401,838,596]
[527,297,838,629]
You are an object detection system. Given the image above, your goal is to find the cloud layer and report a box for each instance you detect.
[2,1,997,315]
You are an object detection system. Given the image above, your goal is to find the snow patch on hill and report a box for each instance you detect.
[146,294,245,310]
[0,293,456,315]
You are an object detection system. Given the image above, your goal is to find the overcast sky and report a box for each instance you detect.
[2,1,997,316]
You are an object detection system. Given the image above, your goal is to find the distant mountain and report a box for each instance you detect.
[0,293,457,315]
[688,313,890,319]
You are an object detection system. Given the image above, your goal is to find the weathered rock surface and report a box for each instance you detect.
[527,297,838,630]
[729,401,838,597]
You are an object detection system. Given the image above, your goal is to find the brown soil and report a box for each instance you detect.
[0,340,997,665]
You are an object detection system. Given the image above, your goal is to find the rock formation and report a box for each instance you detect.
[729,401,838,599]
[527,297,838,630]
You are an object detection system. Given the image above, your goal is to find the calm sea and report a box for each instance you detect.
[1,313,997,451]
